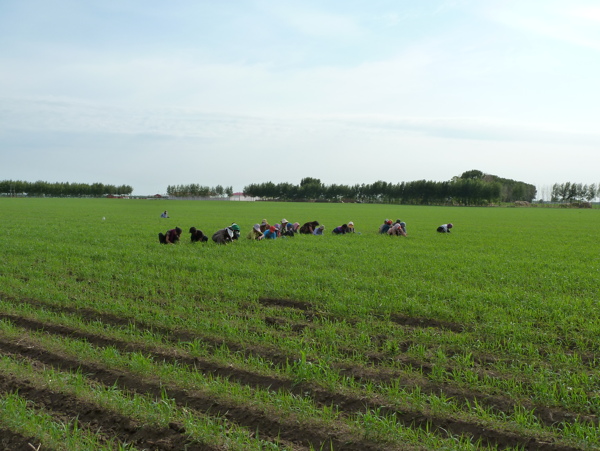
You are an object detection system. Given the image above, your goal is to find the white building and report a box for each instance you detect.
[230,192,259,201]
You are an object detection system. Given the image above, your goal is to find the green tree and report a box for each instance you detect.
[460,169,485,180]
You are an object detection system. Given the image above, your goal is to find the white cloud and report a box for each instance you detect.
[1,0,599,194]
[569,6,600,23]
[3,95,599,148]
[485,2,600,51]
[257,2,364,39]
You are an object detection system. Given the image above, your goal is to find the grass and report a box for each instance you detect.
[0,391,134,451]
[0,197,599,450]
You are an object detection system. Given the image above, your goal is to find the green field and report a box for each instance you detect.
[0,198,599,450]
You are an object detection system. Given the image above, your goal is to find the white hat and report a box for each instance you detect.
[281,218,288,224]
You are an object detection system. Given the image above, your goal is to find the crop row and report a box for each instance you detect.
[3,291,598,417]
[0,293,597,449]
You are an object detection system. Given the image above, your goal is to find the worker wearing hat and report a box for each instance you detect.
[313,224,325,235]
[379,219,393,234]
[212,225,236,244]
[230,223,241,240]
[247,223,264,240]
[280,218,296,237]
[263,225,278,239]
[259,219,270,232]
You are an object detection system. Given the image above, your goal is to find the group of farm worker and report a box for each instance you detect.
[159,224,241,244]
[246,219,356,241]
[379,219,408,236]
[158,218,357,245]
[158,214,453,245]
[378,219,453,235]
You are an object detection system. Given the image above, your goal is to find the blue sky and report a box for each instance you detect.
[1,0,598,197]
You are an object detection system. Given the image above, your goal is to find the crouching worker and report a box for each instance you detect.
[263,225,278,239]
[379,219,393,234]
[229,223,241,240]
[313,224,325,235]
[394,220,407,235]
[212,226,235,244]
[299,221,319,234]
[189,227,208,242]
[159,227,182,244]
[332,224,349,235]
[247,224,264,240]
[280,219,295,237]
[437,223,453,233]
[388,222,407,237]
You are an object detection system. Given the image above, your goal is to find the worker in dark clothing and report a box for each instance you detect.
[159,227,182,244]
[189,227,208,242]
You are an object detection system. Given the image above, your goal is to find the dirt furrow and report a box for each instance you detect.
[6,295,594,375]
[0,296,295,365]
[0,338,381,451]
[0,317,587,450]
[0,428,47,451]
[0,312,294,392]
[257,297,598,366]
[258,297,469,332]
[1,309,593,432]
[0,371,210,451]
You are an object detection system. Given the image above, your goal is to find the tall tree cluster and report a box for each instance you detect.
[550,183,597,202]
[166,184,233,198]
[0,180,133,197]
[243,171,536,205]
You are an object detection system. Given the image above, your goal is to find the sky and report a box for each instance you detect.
[1,0,599,198]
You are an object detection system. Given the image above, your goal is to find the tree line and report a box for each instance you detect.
[166,184,234,198]
[550,182,597,202]
[0,180,133,197]
[6,175,595,204]
[243,171,537,205]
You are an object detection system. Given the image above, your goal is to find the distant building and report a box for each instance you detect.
[230,192,258,201]
[106,194,130,199]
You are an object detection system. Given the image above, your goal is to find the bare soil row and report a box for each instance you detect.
[0,334,377,450]
[0,369,208,450]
